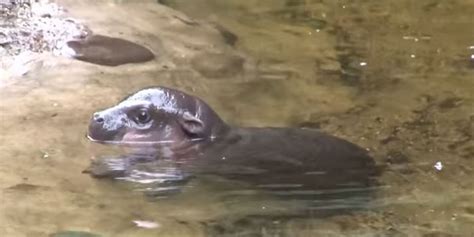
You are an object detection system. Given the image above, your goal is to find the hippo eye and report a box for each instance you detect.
[135,109,151,124]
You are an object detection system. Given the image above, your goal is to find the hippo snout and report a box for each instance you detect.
[87,110,126,143]
[93,112,105,124]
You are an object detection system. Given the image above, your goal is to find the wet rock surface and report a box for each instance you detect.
[0,0,89,77]
[0,1,89,56]
[1,0,252,78]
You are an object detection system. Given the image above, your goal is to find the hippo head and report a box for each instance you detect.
[88,87,229,151]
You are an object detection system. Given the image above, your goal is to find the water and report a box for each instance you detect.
[1,0,473,236]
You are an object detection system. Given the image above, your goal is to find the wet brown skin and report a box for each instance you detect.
[67,34,155,66]
[87,86,379,192]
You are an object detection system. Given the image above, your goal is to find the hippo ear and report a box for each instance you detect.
[178,112,205,137]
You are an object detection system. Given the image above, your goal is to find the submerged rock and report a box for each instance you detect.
[191,52,244,78]
[67,35,155,66]
[50,230,102,237]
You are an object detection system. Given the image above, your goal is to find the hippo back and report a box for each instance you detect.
[192,127,379,191]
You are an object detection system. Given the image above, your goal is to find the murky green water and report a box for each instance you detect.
[1,0,473,236]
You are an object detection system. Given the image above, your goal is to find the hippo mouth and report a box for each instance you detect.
[86,132,131,146]
[86,133,123,145]
[86,133,206,146]
[87,123,126,145]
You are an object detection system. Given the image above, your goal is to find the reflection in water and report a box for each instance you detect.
[87,152,190,197]
[88,146,379,222]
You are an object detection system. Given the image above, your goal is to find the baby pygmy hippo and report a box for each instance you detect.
[87,86,379,192]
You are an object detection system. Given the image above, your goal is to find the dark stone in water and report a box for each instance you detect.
[50,230,102,237]
[438,97,463,110]
[385,150,409,165]
[191,52,244,78]
[67,34,155,66]
[214,24,238,46]
[6,183,44,192]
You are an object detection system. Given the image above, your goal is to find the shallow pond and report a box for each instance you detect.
[0,0,473,236]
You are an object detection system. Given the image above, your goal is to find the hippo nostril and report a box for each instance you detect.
[93,113,104,123]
